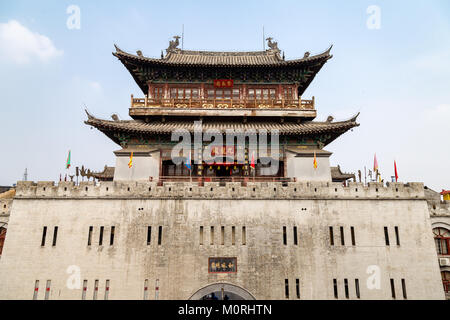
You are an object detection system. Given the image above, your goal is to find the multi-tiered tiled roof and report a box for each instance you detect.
[112,38,333,96]
[85,110,359,146]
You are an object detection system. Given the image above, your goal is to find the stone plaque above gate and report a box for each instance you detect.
[208,257,237,273]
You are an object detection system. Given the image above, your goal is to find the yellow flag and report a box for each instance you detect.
[128,152,133,168]
[313,151,318,169]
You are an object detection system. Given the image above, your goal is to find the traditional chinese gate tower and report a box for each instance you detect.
[0,36,445,301]
[85,37,359,182]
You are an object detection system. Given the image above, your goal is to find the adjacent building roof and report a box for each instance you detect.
[0,188,15,199]
[331,166,356,182]
[80,165,115,181]
[85,110,359,147]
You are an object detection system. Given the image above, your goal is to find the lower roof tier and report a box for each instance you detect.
[85,111,359,147]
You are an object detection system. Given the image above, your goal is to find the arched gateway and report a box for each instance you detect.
[189,283,255,300]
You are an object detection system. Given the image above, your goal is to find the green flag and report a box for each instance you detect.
[66,150,71,169]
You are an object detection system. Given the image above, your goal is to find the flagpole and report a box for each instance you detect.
[364,166,367,185]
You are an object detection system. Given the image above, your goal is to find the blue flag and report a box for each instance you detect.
[185,151,191,171]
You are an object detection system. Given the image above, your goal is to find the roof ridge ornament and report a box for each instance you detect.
[114,44,124,53]
[166,35,181,53]
[349,112,360,122]
[326,44,333,54]
[84,109,94,120]
[266,37,280,52]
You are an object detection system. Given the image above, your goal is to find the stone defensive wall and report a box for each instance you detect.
[14,180,425,200]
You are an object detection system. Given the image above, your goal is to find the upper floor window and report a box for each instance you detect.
[152,87,163,99]
[248,88,276,100]
[170,87,199,99]
[207,89,232,100]
[433,227,450,255]
[284,88,294,100]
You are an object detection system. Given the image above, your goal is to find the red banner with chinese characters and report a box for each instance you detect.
[214,79,233,88]
[211,146,235,156]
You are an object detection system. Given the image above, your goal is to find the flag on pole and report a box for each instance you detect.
[313,151,318,169]
[394,160,398,182]
[250,151,255,169]
[66,150,71,169]
[128,152,133,168]
[373,153,378,172]
[185,150,192,171]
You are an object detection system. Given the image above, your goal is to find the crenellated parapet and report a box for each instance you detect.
[14,180,425,200]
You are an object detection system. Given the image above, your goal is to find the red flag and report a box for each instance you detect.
[394,160,398,182]
[250,151,255,169]
[373,153,378,172]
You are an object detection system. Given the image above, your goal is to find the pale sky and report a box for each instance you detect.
[0,0,449,191]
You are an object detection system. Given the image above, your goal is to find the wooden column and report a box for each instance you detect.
[201,83,205,99]
[148,82,152,98]
[164,83,169,99]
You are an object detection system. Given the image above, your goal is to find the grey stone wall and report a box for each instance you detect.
[0,181,444,300]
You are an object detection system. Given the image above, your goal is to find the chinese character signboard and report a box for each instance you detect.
[208,257,237,273]
[214,79,233,88]
[211,146,235,157]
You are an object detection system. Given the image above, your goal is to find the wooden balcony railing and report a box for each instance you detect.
[130,95,315,110]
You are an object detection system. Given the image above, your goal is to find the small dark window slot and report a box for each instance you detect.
[147,226,151,245]
[52,226,58,246]
[231,226,236,245]
[284,279,289,299]
[333,279,338,299]
[221,226,225,245]
[87,226,93,246]
[340,226,345,246]
[99,226,104,246]
[401,279,407,299]
[395,226,400,246]
[344,279,349,299]
[158,226,162,245]
[110,226,115,245]
[384,227,390,246]
[351,226,356,246]
[355,279,360,299]
[293,226,298,245]
[41,226,47,246]
[390,279,396,299]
